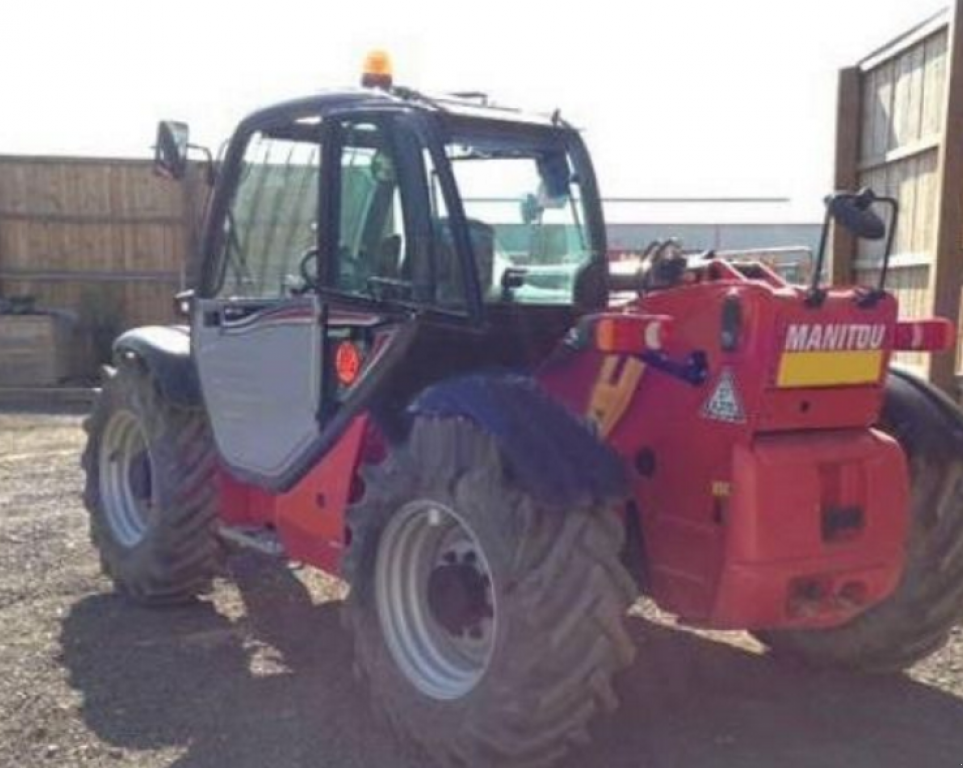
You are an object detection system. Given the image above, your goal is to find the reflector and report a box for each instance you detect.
[590,314,673,355]
[893,319,955,352]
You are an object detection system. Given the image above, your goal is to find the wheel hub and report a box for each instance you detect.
[99,410,155,548]
[374,500,497,700]
[127,450,153,501]
[427,558,493,638]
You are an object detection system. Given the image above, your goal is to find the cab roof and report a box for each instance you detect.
[239,87,570,133]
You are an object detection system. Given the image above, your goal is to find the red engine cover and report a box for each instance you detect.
[539,265,910,630]
[708,428,908,628]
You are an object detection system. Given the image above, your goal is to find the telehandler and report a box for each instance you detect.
[84,52,963,767]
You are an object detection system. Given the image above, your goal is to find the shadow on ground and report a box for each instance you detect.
[60,557,963,768]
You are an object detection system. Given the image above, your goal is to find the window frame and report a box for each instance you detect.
[199,108,330,300]
[327,114,420,299]
[315,109,481,323]
[197,102,606,319]
[437,117,606,308]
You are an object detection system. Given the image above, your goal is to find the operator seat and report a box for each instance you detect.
[376,234,403,279]
[465,219,496,297]
[430,218,496,305]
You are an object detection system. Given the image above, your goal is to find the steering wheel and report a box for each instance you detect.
[298,247,321,292]
[296,246,371,294]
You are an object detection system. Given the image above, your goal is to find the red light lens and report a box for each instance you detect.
[590,314,673,354]
[335,341,363,386]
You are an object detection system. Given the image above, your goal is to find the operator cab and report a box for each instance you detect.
[158,55,609,491]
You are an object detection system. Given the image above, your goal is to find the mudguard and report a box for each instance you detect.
[113,325,202,408]
[409,373,627,508]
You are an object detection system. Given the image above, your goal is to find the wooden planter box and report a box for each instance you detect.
[0,314,76,387]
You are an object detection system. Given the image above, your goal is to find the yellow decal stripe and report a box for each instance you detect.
[777,350,884,388]
[588,356,646,437]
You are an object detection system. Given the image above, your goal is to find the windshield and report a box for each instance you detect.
[444,129,593,305]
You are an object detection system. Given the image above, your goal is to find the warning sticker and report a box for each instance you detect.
[702,367,746,424]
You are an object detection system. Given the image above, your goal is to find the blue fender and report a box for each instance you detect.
[113,325,202,408]
[408,373,627,508]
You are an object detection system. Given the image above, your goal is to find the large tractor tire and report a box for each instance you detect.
[82,363,220,604]
[343,417,637,768]
[756,370,963,672]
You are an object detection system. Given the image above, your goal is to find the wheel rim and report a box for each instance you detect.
[375,500,497,700]
[99,410,156,548]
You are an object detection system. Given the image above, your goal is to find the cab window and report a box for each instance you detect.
[334,121,413,300]
[214,119,322,298]
[333,119,471,313]
[445,131,591,305]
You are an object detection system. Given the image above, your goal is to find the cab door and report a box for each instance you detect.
[193,112,330,489]
[193,108,475,491]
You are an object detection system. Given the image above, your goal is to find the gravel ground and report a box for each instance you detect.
[1,409,962,768]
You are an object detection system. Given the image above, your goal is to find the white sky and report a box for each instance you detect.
[0,0,948,222]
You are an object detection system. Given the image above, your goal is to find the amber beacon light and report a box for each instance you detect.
[362,50,394,89]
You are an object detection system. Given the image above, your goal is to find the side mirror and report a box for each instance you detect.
[520,193,541,225]
[154,120,190,180]
[809,187,899,303]
[828,188,887,240]
[537,151,572,200]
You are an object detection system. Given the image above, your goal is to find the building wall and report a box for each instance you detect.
[0,155,204,375]
[607,223,820,254]
[834,6,963,389]
[0,154,819,380]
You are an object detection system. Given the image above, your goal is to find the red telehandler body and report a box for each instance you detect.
[83,54,963,768]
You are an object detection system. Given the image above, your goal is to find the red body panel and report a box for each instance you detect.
[218,416,369,574]
[540,264,911,630]
[215,261,915,633]
[711,429,908,627]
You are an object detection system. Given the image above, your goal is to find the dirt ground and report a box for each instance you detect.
[1,409,962,768]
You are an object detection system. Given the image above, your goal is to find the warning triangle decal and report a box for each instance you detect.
[702,367,746,423]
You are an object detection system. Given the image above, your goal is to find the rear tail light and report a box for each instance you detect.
[586,313,673,354]
[893,319,955,352]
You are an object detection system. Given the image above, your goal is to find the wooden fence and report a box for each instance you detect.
[0,155,205,376]
[834,3,963,392]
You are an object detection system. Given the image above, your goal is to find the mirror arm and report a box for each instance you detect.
[809,190,899,307]
[806,202,834,306]
[875,195,899,292]
[857,195,901,307]
[188,143,217,186]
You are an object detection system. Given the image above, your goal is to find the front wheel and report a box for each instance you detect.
[343,417,637,768]
[82,363,221,604]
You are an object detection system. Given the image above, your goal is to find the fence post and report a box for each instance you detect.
[928,0,963,397]
[831,66,861,285]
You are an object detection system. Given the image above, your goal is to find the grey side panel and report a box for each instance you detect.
[194,298,323,480]
[113,325,201,408]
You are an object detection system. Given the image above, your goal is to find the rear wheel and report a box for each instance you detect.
[82,363,220,604]
[344,417,637,767]
[755,371,963,672]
